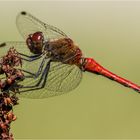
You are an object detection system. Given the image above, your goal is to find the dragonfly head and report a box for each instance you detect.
[26,32,44,54]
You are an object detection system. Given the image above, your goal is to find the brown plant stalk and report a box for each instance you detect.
[0,47,24,140]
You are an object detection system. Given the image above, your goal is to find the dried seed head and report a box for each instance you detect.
[0,123,7,130]
[0,80,6,89]
[0,47,23,139]
[4,97,12,106]
[6,98,12,105]
[12,115,17,121]
[6,78,13,85]
[7,112,13,121]
[4,98,8,106]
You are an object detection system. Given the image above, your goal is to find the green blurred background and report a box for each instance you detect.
[1,0,140,139]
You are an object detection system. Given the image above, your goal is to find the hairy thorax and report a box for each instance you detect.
[45,38,83,66]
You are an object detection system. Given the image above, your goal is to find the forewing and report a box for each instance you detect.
[16,11,67,41]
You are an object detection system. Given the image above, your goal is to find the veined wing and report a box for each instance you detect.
[0,42,82,99]
[0,41,43,73]
[18,61,82,99]
[0,41,31,58]
[16,11,67,41]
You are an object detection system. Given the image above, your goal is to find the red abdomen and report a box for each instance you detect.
[83,58,140,93]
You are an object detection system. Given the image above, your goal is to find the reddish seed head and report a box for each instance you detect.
[4,97,12,105]
[0,47,21,140]
[1,133,8,139]
[5,119,10,124]
[6,78,12,85]
[7,98,12,104]
[7,113,13,121]
[12,115,17,121]
[7,112,17,121]
[17,71,24,77]
[10,75,16,81]
[0,123,7,130]
[0,80,6,88]
[2,65,6,71]
[6,65,10,69]
[4,98,8,105]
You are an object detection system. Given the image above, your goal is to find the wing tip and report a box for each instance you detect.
[21,11,27,15]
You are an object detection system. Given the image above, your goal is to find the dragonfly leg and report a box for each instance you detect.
[20,60,51,89]
[20,53,43,62]
[18,57,46,78]
[19,62,51,93]
[19,69,36,77]
[18,53,41,58]
[6,60,51,94]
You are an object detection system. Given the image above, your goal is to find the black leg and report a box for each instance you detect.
[41,61,51,88]
[19,61,51,93]
[7,60,51,94]
[20,53,43,62]
[18,62,51,93]
[32,57,46,78]
[18,53,41,58]
[19,69,36,77]
[21,60,51,89]
[18,57,46,78]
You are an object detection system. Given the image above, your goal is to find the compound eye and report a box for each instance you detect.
[32,32,44,42]
[26,38,33,49]
[26,38,30,46]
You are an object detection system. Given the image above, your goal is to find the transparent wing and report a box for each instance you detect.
[0,41,31,58]
[0,42,82,99]
[0,41,41,73]
[18,61,82,99]
[16,11,67,41]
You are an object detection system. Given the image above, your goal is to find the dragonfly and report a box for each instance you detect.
[0,11,140,98]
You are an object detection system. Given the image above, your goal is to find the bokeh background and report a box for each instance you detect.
[0,0,140,139]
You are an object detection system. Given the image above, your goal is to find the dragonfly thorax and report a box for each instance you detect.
[44,37,83,66]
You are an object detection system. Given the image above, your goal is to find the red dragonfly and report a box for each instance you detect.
[0,11,140,98]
